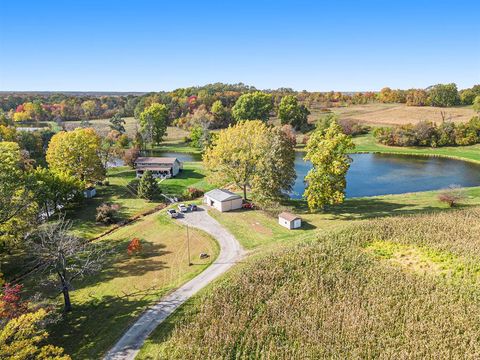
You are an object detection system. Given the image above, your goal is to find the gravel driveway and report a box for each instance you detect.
[104,206,244,360]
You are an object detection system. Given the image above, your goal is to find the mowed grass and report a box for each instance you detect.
[69,162,212,239]
[208,186,480,251]
[352,132,480,163]
[138,208,480,359]
[47,212,219,359]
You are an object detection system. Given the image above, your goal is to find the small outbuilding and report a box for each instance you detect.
[84,186,96,199]
[204,189,242,212]
[278,212,302,229]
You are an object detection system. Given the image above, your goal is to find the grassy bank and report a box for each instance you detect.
[46,212,218,359]
[352,132,480,163]
[138,208,480,359]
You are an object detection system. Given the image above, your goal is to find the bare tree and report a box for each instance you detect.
[27,216,106,312]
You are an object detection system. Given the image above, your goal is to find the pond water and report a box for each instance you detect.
[292,152,480,199]
[141,150,202,162]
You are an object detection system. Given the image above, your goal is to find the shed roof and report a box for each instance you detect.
[278,212,301,222]
[135,157,178,164]
[205,189,242,202]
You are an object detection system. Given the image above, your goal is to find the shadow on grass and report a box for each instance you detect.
[288,197,476,221]
[47,292,161,359]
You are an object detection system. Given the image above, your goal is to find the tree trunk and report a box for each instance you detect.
[62,286,72,312]
[243,185,247,200]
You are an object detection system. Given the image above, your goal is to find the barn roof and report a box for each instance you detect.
[205,189,242,202]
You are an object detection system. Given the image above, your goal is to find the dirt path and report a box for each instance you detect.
[104,207,244,360]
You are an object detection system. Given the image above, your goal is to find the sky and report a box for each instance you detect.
[0,0,479,92]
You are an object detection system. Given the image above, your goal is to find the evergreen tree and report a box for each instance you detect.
[109,113,126,133]
[138,170,160,200]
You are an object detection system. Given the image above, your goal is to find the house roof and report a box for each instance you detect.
[278,212,301,222]
[135,157,178,164]
[136,166,172,172]
[205,189,242,202]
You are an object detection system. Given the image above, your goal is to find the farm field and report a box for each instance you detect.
[138,208,480,359]
[313,103,476,126]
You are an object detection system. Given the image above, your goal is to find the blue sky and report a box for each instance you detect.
[0,0,479,91]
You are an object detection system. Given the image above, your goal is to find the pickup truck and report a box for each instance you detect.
[167,209,178,218]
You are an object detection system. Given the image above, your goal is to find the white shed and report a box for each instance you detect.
[204,189,243,212]
[84,186,96,198]
[278,212,302,229]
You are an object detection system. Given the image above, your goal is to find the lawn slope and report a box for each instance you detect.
[139,208,480,359]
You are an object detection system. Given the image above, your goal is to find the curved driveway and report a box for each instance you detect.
[104,206,244,360]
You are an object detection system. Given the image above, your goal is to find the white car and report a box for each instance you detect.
[167,209,178,218]
[178,204,188,213]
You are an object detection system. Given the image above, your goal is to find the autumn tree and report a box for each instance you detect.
[46,128,105,184]
[138,170,160,200]
[210,100,231,128]
[204,121,295,201]
[231,91,273,122]
[303,121,354,211]
[81,100,98,119]
[278,95,310,131]
[139,103,169,145]
[27,217,105,312]
[0,308,70,359]
[406,89,429,106]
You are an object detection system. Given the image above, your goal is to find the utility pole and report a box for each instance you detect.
[186,224,191,266]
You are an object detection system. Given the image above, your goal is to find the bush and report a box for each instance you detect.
[96,203,121,224]
[337,118,370,136]
[182,187,204,200]
[123,147,140,168]
[438,186,466,207]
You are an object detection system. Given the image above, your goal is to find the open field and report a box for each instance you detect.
[312,103,476,126]
[44,213,218,359]
[138,208,480,359]
[64,117,189,140]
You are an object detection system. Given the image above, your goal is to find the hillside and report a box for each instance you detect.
[139,208,480,359]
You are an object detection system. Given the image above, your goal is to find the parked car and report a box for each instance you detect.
[178,203,188,213]
[167,209,178,218]
[188,204,198,211]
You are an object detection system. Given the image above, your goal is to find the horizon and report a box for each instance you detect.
[1,0,479,92]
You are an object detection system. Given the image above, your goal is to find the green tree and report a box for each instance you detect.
[210,100,231,128]
[138,170,160,200]
[46,128,105,184]
[81,100,97,118]
[139,103,169,145]
[251,126,296,203]
[303,121,354,211]
[109,113,126,133]
[428,83,459,107]
[278,95,310,131]
[473,95,480,113]
[0,142,37,248]
[231,91,273,122]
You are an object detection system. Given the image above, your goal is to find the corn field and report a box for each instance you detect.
[140,208,480,359]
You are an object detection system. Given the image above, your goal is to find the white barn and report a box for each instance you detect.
[278,212,302,229]
[204,189,242,212]
[134,157,182,179]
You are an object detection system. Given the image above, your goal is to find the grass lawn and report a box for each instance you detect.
[46,212,219,359]
[208,187,480,251]
[352,132,480,163]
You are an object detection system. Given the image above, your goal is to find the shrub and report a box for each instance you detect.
[123,147,140,168]
[182,187,204,200]
[438,186,466,207]
[337,118,370,136]
[96,203,121,224]
[127,237,142,255]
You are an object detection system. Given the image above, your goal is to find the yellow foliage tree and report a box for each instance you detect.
[0,309,70,359]
[46,128,105,185]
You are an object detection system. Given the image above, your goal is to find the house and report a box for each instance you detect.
[84,186,96,198]
[134,157,182,179]
[204,189,243,212]
[278,212,302,229]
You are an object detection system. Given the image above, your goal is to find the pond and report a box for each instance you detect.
[292,152,480,199]
[141,150,202,162]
